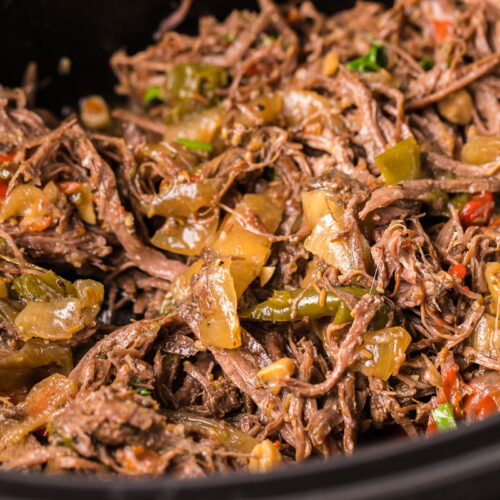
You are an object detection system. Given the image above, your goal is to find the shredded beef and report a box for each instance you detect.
[1,0,500,478]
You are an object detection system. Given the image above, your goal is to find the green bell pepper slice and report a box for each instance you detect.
[432,402,457,432]
[166,62,228,105]
[346,43,386,72]
[375,136,423,185]
[240,286,390,328]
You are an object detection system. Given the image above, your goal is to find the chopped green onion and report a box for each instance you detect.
[419,58,435,71]
[137,387,152,396]
[432,402,456,432]
[177,138,213,153]
[219,33,235,43]
[144,86,164,104]
[346,43,386,72]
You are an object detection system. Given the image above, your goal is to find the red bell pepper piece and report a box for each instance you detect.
[474,395,498,421]
[426,415,439,435]
[0,181,8,200]
[0,151,16,163]
[432,19,453,44]
[460,192,494,228]
[449,264,466,280]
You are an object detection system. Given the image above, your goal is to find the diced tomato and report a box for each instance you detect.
[57,181,82,195]
[432,19,453,44]
[474,395,498,421]
[0,181,8,200]
[0,151,16,163]
[426,415,439,436]
[449,264,466,280]
[460,192,494,228]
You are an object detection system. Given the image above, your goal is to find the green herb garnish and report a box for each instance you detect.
[144,86,164,104]
[262,34,278,46]
[137,387,152,396]
[432,402,456,432]
[346,43,386,72]
[419,58,435,71]
[177,138,213,153]
[219,33,235,43]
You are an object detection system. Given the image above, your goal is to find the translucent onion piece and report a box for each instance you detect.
[462,136,500,165]
[151,216,218,256]
[355,326,411,380]
[163,107,224,144]
[0,184,53,226]
[238,94,283,125]
[249,440,282,473]
[303,190,372,273]
[72,184,96,225]
[0,374,77,449]
[282,89,331,125]
[213,190,284,297]
[166,409,259,453]
[471,314,500,360]
[80,95,111,129]
[143,177,223,219]
[257,358,294,386]
[485,262,500,313]
[15,280,104,341]
[162,188,284,312]
[195,259,241,349]
[437,89,473,125]
[0,339,73,391]
[322,50,339,76]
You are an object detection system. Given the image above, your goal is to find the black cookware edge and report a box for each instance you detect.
[1,412,500,500]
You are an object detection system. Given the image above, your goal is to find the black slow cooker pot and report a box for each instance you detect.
[1,1,500,498]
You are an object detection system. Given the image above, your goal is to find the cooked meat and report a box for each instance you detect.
[0,0,500,478]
